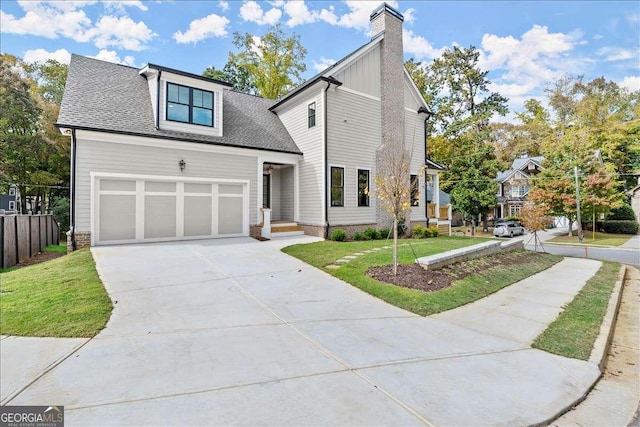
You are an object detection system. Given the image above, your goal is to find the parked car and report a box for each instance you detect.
[494,221,525,238]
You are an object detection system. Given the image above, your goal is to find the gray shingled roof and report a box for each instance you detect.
[57,55,301,155]
[496,155,545,183]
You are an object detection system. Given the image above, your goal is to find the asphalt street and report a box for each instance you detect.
[526,243,639,268]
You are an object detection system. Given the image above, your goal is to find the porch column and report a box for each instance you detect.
[433,174,440,218]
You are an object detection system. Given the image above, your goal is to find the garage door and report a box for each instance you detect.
[92,174,249,245]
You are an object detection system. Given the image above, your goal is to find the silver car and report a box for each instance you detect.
[494,221,525,238]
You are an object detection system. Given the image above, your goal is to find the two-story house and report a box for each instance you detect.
[495,153,544,219]
[57,3,451,249]
[0,184,19,214]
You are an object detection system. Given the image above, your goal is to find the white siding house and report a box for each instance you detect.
[57,3,449,249]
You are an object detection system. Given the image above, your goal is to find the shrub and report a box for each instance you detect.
[378,228,391,239]
[608,204,636,221]
[51,197,70,238]
[331,229,346,241]
[364,227,380,240]
[412,225,425,238]
[601,220,639,235]
[505,215,520,222]
[353,232,368,241]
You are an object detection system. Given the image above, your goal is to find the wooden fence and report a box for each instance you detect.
[0,214,60,269]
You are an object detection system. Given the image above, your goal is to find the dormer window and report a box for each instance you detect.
[167,82,214,127]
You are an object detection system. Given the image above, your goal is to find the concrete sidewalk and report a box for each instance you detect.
[0,237,614,426]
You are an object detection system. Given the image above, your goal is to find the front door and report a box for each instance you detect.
[263,174,270,209]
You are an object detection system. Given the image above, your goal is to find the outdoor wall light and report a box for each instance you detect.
[179,159,186,172]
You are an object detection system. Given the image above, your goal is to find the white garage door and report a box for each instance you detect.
[92,174,249,245]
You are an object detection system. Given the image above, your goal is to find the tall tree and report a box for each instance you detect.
[226,25,306,99]
[0,56,49,212]
[411,46,508,231]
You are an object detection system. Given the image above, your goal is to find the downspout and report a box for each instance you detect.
[324,81,331,239]
[70,128,77,251]
[155,70,162,129]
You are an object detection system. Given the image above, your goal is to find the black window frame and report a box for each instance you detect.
[357,169,369,207]
[410,174,420,207]
[330,166,344,207]
[166,82,214,127]
[308,102,316,128]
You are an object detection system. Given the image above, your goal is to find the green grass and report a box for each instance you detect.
[283,237,562,316]
[0,249,112,338]
[43,244,67,253]
[547,231,631,246]
[532,261,620,360]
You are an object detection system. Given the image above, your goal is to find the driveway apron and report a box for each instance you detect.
[7,236,602,426]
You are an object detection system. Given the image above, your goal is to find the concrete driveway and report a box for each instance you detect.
[7,236,602,426]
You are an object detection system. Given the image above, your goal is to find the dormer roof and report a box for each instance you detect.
[57,54,301,155]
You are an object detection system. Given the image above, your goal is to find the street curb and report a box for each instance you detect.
[530,264,627,427]
[588,264,627,371]
[543,242,639,251]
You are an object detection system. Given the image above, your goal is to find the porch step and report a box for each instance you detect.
[271,222,304,237]
[272,224,303,233]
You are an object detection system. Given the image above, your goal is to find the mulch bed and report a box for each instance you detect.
[366,250,540,293]
[7,251,66,270]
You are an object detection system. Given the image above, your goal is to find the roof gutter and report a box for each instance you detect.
[271,76,342,112]
[324,77,343,240]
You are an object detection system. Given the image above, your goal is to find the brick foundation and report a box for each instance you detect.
[249,224,262,239]
[67,231,91,252]
[299,224,325,238]
[327,223,383,240]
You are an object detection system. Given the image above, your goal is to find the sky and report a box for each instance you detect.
[1,0,639,119]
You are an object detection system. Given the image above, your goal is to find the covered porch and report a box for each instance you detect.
[425,170,452,235]
[259,162,303,238]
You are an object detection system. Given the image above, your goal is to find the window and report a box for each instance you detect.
[509,204,522,217]
[8,201,15,210]
[167,83,214,127]
[410,174,419,206]
[330,167,344,207]
[8,187,16,196]
[510,185,529,197]
[308,102,316,128]
[357,169,369,207]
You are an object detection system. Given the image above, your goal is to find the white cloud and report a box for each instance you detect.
[23,48,72,64]
[173,13,230,44]
[313,56,336,72]
[102,1,148,12]
[93,49,136,66]
[337,1,397,31]
[89,15,156,51]
[403,8,415,24]
[283,1,318,27]
[403,29,446,60]
[1,1,156,51]
[218,1,229,11]
[239,1,282,25]
[620,76,640,92]
[596,46,636,61]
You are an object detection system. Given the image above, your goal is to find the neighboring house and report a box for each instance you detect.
[57,3,451,249]
[0,184,19,214]
[495,153,544,219]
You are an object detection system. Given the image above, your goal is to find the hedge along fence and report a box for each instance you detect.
[0,214,60,269]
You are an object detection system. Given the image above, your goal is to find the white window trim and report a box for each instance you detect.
[329,164,345,208]
[356,167,371,207]
[8,201,16,210]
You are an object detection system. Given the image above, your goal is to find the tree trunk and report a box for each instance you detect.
[482,214,489,233]
[393,217,398,276]
[471,217,476,236]
[567,219,573,236]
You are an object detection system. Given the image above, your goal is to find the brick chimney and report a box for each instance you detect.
[371,3,407,227]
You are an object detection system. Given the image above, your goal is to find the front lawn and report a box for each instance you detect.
[0,249,112,338]
[532,261,620,360]
[547,231,632,246]
[283,237,561,316]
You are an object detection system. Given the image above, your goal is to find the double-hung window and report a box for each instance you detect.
[410,174,420,206]
[357,169,369,207]
[167,83,214,127]
[331,167,344,207]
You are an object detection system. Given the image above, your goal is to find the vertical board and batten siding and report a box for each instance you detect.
[326,88,380,225]
[277,91,324,225]
[74,132,258,232]
[280,166,295,221]
[405,110,428,221]
[333,46,381,98]
[157,72,224,138]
